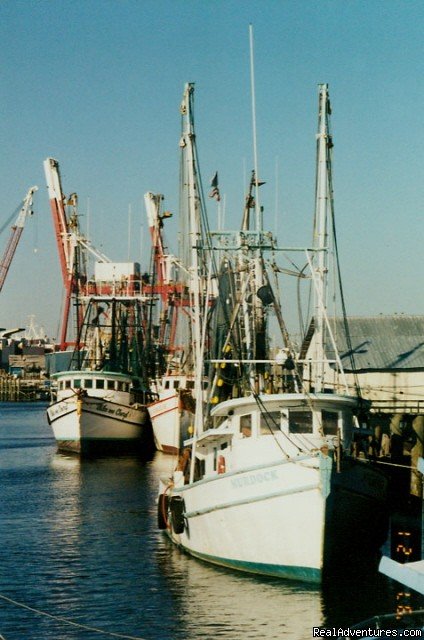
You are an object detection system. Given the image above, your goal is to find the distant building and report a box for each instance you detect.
[302,315,424,415]
[302,315,424,496]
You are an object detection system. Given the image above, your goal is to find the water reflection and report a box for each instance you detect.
[151,453,424,638]
[0,409,423,640]
[156,536,322,639]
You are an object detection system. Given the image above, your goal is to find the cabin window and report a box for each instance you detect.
[322,410,339,435]
[73,379,81,389]
[107,380,115,390]
[203,381,208,390]
[96,379,105,389]
[174,381,180,390]
[65,380,71,389]
[289,410,313,434]
[164,381,170,390]
[186,380,195,390]
[117,382,123,391]
[84,379,93,389]
[58,381,63,390]
[260,411,281,434]
[240,414,252,437]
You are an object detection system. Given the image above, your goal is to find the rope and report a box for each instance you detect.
[0,203,21,236]
[251,390,305,456]
[0,593,147,639]
[374,459,417,470]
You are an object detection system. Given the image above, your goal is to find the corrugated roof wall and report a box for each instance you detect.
[324,315,424,371]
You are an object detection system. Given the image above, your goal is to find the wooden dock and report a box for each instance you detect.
[0,373,50,401]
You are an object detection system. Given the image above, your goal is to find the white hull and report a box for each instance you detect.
[148,394,193,455]
[159,393,389,583]
[166,458,325,582]
[148,375,197,454]
[48,394,150,454]
[148,393,180,454]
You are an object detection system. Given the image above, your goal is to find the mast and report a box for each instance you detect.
[179,83,212,483]
[249,25,266,391]
[312,83,331,392]
[182,83,204,422]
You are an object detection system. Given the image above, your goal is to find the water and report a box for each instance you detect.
[0,404,423,640]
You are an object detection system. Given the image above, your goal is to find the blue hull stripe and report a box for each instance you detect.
[185,547,321,584]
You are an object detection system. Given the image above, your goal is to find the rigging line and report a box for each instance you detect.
[0,203,21,236]
[372,459,417,471]
[305,249,349,395]
[296,262,309,339]
[0,593,147,640]
[186,88,216,271]
[255,385,319,453]
[325,115,362,400]
[206,264,252,410]
[250,388,306,456]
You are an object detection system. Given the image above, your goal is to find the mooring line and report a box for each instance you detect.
[0,593,146,639]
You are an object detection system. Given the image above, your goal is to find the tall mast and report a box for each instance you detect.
[313,83,331,392]
[180,83,206,454]
[249,25,266,391]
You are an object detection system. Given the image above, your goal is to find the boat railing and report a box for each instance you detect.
[369,399,424,414]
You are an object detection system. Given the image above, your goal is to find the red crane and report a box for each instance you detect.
[0,186,38,293]
[43,158,113,350]
[144,191,191,363]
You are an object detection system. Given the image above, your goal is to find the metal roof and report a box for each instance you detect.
[324,315,424,371]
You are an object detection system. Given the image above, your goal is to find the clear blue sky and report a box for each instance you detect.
[1,0,423,338]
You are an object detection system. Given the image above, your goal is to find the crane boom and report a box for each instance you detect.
[44,158,71,285]
[43,157,113,349]
[0,186,38,293]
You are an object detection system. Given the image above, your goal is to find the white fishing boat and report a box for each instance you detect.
[44,159,159,456]
[158,80,389,583]
[143,191,197,454]
[47,369,152,455]
[47,294,158,456]
[147,373,197,454]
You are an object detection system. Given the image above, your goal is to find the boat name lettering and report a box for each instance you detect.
[94,403,129,419]
[49,402,68,418]
[231,470,278,489]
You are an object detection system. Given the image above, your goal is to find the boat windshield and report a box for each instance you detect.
[288,410,313,434]
[260,411,281,434]
[322,410,339,435]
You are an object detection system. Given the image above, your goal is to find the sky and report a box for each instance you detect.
[1,0,423,339]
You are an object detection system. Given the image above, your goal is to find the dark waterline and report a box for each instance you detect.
[0,403,422,639]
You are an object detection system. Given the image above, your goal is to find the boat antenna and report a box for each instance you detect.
[249,24,262,232]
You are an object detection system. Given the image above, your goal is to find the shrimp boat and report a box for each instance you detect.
[158,82,389,583]
[47,295,158,455]
[144,191,199,454]
[44,158,159,456]
[144,182,207,455]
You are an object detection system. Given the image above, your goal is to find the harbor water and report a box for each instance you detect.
[0,404,423,640]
